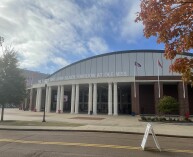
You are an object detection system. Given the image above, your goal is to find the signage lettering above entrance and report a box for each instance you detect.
[40,71,129,83]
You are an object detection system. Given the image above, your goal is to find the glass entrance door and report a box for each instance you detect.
[118,84,131,114]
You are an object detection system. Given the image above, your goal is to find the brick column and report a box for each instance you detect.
[178,82,189,116]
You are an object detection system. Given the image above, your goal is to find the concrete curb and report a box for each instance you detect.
[0,128,193,139]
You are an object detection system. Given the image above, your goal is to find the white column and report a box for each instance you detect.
[75,84,79,114]
[108,83,112,115]
[113,82,118,115]
[56,86,61,113]
[29,88,33,111]
[47,86,52,113]
[45,86,48,110]
[71,84,75,114]
[35,88,39,112]
[37,88,42,112]
[93,83,97,115]
[88,83,93,114]
[24,98,27,110]
[60,85,64,113]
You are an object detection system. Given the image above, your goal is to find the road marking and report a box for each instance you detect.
[0,138,192,154]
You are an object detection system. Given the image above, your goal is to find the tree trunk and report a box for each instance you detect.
[1,104,4,121]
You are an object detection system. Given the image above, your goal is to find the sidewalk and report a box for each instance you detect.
[1,109,193,138]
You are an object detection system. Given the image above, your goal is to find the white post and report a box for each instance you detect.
[75,84,79,114]
[108,83,112,115]
[93,83,97,115]
[47,86,52,113]
[88,83,93,114]
[114,82,118,115]
[71,84,75,114]
[60,85,64,113]
[56,86,61,113]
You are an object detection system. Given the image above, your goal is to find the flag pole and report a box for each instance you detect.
[157,59,160,98]
[134,65,136,98]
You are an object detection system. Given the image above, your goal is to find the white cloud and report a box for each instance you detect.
[119,0,143,43]
[87,37,109,55]
[0,0,143,74]
[52,57,69,67]
[0,0,113,73]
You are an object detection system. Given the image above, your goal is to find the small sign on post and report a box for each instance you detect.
[141,123,161,151]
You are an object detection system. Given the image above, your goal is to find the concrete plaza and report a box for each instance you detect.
[1,109,193,137]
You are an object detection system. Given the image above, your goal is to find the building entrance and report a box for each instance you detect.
[97,84,108,114]
[139,84,155,114]
[79,88,88,113]
[63,91,71,112]
[118,84,131,114]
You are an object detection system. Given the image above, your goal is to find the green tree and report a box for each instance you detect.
[0,47,26,121]
[158,96,179,115]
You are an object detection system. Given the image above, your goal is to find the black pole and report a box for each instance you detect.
[42,84,47,122]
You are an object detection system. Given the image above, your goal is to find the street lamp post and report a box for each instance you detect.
[42,84,47,122]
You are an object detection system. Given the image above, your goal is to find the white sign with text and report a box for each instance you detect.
[141,123,161,151]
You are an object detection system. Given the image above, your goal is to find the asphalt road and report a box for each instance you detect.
[0,130,192,157]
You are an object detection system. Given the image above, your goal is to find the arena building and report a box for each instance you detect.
[26,50,193,116]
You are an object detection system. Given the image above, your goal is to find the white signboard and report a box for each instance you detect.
[141,123,161,151]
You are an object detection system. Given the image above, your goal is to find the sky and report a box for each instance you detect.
[0,0,165,74]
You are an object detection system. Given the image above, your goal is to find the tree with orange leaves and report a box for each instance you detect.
[136,0,193,83]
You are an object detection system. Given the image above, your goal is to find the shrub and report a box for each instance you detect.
[147,117,151,121]
[159,117,166,121]
[158,96,179,115]
[155,117,159,121]
[151,117,155,121]
[141,116,147,121]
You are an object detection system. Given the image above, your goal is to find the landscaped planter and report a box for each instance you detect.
[139,115,192,123]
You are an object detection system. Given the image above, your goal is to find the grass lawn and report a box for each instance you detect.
[0,120,83,127]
